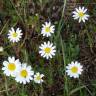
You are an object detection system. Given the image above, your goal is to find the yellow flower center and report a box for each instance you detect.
[8,63,16,71]
[71,66,78,73]
[20,70,28,78]
[78,12,84,17]
[12,32,18,37]
[36,75,41,80]
[44,47,51,53]
[45,27,50,32]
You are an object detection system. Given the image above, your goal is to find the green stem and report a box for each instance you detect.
[60,36,69,96]
[49,61,53,85]
[4,75,9,96]
[22,84,25,95]
[56,0,67,39]
[0,20,9,35]
[55,0,68,95]
[40,83,43,95]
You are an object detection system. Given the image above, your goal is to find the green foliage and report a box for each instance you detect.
[0,0,96,96]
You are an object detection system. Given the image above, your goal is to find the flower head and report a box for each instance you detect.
[66,61,83,78]
[34,72,44,84]
[15,63,34,84]
[39,41,56,59]
[72,7,89,23]
[41,22,55,37]
[8,27,23,43]
[2,56,21,77]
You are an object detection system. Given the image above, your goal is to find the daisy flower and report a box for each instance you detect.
[66,61,83,78]
[39,41,56,59]
[2,56,21,77]
[15,63,34,84]
[8,27,23,43]
[72,7,89,23]
[41,21,55,37]
[0,46,4,52]
[34,72,44,84]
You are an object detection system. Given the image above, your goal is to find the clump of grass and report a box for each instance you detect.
[0,0,96,96]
